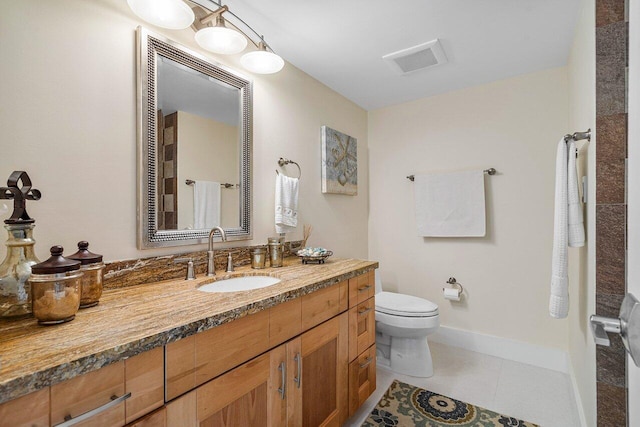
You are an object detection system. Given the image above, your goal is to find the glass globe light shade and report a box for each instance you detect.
[195,27,248,55]
[127,0,194,30]
[240,50,285,74]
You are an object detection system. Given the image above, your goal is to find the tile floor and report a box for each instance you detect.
[344,342,581,427]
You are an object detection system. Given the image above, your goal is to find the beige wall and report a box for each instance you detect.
[176,111,239,230]
[0,0,368,262]
[567,0,596,424]
[368,67,570,350]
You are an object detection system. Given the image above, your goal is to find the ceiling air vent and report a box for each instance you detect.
[383,39,448,75]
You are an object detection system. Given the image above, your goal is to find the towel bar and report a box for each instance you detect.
[276,157,302,179]
[406,168,496,182]
[185,179,238,188]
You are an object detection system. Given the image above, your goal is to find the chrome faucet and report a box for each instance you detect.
[207,226,227,276]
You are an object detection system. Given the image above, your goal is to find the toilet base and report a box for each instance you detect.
[375,334,433,378]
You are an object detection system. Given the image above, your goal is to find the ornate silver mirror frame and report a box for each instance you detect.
[136,27,252,248]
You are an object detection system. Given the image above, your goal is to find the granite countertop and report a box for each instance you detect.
[0,257,377,404]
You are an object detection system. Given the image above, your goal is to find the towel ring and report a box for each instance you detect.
[276,157,301,179]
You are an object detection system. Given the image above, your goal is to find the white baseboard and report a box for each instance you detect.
[568,361,588,427]
[430,325,570,374]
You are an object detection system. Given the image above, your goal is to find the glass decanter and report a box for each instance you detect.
[0,223,40,318]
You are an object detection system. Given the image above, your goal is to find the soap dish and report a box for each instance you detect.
[297,249,333,264]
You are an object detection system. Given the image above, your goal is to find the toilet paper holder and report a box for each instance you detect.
[443,277,464,299]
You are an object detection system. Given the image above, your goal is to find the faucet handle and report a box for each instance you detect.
[174,257,196,280]
[226,253,234,273]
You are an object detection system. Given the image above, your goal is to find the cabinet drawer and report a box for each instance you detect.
[349,344,376,417]
[301,281,346,331]
[195,309,270,387]
[51,361,126,427]
[0,387,49,427]
[348,271,374,307]
[165,335,196,401]
[125,347,164,424]
[269,297,301,347]
[349,297,375,361]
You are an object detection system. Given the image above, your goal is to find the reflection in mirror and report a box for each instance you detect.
[156,56,240,231]
[137,27,252,249]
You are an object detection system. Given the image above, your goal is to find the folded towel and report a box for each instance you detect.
[414,170,486,237]
[193,181,221,229]
[567,141,585,247]
[549,140,569,318]
[275,173,299,234]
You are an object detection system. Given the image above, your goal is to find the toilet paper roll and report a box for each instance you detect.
[443,287,461,301]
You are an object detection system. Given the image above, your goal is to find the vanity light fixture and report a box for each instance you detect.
[127,0,195,30]
[127,0,284,74]
[240,40,285,75]
[194,11,247,55]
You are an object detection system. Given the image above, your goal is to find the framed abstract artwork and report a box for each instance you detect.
[321,125,357,195]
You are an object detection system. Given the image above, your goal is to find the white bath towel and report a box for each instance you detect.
[275,173,299,234]
[193,181,220,229]
[550,140,570,318]
[567,141,585,247]
[414,170,486,237]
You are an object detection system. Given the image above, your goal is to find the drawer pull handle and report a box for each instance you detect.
[358,285,372,293]
[55,392,131,427]
[278,361,286,400]
[359,357,374,369]
[294,353,302,389]
[358,307,373,316]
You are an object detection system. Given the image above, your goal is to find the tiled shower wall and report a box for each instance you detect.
[595,0,628,425]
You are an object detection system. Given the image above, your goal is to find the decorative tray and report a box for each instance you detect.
[296,248,333,264]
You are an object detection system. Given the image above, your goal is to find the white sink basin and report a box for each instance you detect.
[197,275,281,293]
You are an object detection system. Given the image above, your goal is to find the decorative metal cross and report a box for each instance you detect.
[0,171,41,224]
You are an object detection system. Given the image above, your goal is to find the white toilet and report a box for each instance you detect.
[375,272,440,377]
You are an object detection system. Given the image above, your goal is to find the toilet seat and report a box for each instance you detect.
[375,291,438,317]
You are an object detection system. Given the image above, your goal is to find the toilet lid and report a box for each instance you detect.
[376,291,439,317]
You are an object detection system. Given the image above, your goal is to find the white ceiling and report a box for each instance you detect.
[214,0,581,111]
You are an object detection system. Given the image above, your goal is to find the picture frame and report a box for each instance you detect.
[321,126,357,195]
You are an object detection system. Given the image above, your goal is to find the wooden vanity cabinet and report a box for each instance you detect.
[164,279,352,427]
[166,312,348,427]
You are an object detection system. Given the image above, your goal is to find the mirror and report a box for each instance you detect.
[137,27,252,248]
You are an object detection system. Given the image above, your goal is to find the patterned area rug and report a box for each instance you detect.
[362,380,538,427]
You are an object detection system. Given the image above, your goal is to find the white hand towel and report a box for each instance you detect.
[550,140,569,318]
[193,181,221,229]
[275,173,299,234]
[414,170,486,237]
[567,141,585,247]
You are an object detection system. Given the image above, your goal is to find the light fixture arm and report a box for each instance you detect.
[190,0,277,53]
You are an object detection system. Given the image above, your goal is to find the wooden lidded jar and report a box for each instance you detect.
[29,246,82,325]
[67,241,105,308]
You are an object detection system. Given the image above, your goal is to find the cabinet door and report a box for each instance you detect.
[0,387,49,427]
[299,312,348,427]
[348,297,376,361]
[285,338,302,427]
[51,361,126,427]
[126,407,166,427]
[196,348,284,426]
[166,391,196,427]
[349,345,376,417]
